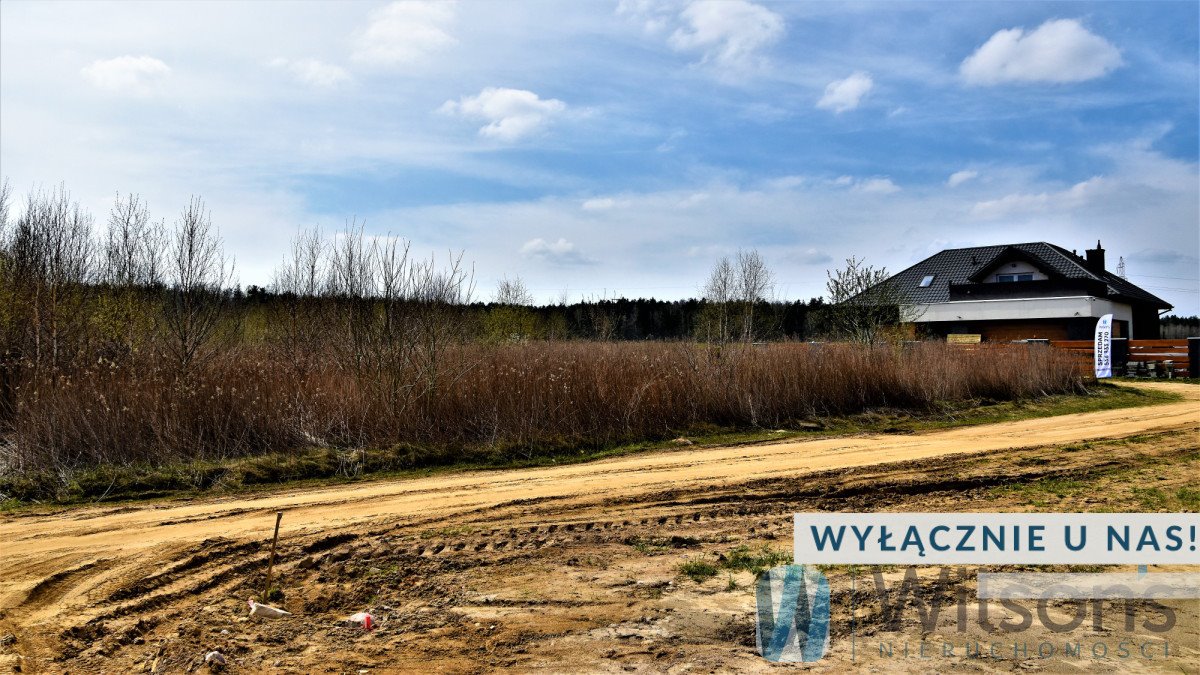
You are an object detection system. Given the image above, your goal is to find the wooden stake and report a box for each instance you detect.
[262,511,283,600]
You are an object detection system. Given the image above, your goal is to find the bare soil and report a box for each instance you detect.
[0,381,1196,673]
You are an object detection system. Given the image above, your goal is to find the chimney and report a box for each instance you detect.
[1084,240,1106,275]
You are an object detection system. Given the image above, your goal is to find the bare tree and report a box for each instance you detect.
[105,193,165,288]
[700,250,774,343]
[700,255,736,343]
[5,185,96,369]
[270,226,327,374]
[494,275,534,306]
[102,193,166,355]
[0,178,11,245]
[735,249,774,341]
[823,256,920,343]
[325,221,376,374]
[0,178,12,424]
[163,197,235,372]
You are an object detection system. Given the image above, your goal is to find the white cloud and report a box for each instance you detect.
[80,55,170,94]
[831,175,900,193]
[616,0,672,33]
[857,177,901,194]
[971,176,1107,218]
[816,71,873,113]
[960,19,1122,85]
[947,170,979,187]
[581,197,630,211]
[767,175,806,190]
[582,197,616,210]
[269,58,350,88]
[440,87,567,142]
[520,237,593,265]
[667,0,784,69]
[788,247,833,265]
[352,0,456,67]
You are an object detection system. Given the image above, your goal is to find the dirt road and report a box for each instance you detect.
[0,381,1197,673]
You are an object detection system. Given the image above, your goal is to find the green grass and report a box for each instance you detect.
[994,477,1090,507]
[419,524,476,539]
[1131,487,1172,510]
[990,440,1198,511]
[1116,376,1199,386]
[0,382,1181,510]
[1177,487,1200,509]
[678,558,719,582]
[721,544,793,576]
[815,381,1180,435]
[678,544,794,583]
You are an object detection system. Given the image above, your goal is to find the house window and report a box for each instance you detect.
[996,273,1034,282]
[919,274,936,287]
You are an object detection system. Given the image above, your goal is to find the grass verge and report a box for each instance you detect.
[0,382,1182,510]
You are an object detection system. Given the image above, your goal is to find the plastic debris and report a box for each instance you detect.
[248,598,291,619]
[347,611,374,631]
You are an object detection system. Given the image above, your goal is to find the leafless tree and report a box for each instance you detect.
[105,193,166,288]
[325,221,375,373]
[701,255,736,343]
[0,178,11,424]
[735,249,774,341]
[824,256,921,344]
[273,226,325,298]
[0,178,11,245]
[701,250,774,343]
[270,226,327,374]
[163,197,235,372]
[102,193,167,355]
[6,185,96,369]
[494,275,534,306]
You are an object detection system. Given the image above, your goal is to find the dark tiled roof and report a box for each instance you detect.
[886,242,1171,308]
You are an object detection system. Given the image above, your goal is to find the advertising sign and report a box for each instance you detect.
[1094,314,1113,378]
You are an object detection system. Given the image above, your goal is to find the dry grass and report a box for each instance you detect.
[3,341,1085,482]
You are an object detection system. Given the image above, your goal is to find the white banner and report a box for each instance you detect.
[793,513,1200,565]
[1094,313,1113,378]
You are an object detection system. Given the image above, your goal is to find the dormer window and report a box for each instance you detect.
[918,274,936,287]
[996,273,1034,282]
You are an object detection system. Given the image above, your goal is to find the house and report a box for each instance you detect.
[888,241,1172,341]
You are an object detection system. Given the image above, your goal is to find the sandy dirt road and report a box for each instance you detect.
[0,381,1197,673]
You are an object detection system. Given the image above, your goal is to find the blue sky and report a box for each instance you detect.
[1,0,1197,312]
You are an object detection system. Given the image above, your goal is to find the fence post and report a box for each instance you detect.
[1189,337,1199,378]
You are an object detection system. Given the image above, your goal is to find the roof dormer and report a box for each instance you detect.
[967,246,1060,284]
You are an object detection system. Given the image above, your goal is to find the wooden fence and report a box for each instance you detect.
[1048,338,1196,378]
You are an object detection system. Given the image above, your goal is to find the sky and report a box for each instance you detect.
[1,0,1197,313]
